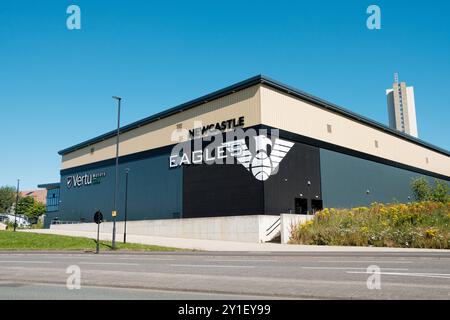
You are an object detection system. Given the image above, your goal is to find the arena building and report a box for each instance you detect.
[46,75,450,226]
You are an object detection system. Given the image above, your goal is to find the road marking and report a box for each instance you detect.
[347,271,450,280]
[49,256,94,259]
[171,264,255,269]
[0,261,53,264]
[118,257,176,261]
[207,259,276,263]
[79,262,139,266]
[317,260,413,264]
[301,266,408,271]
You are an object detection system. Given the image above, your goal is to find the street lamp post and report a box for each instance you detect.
[123,168,130,243]
[14,179,20,232]
[112,96,122,250]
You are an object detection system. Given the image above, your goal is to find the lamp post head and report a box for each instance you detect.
[112,96,122,101]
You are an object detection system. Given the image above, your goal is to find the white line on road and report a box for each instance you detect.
[46,256,94,259]
[316,260,413,264]
[207,259,276,263]
[301,266,408,271]
[171,264,255,269]
[118,257,176,261]
[347,271,450,280]
[79,262,139,266]
[0,261,53,264]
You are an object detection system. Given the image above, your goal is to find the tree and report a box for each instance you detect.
[0,186,16,213]
[432,179,450,203]
[16,196,46,222]
[411,177,450,203]
[411,177,432,201]
[32,202,46,221]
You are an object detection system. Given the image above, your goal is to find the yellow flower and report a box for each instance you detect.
[425,228,438,238]
[299,219,314,230]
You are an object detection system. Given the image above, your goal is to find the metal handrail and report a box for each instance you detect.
[266,217,281,232]
[265,218,281,236]
[51,220,83,225]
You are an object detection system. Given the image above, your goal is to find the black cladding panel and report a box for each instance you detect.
[182,163,264,218]
[182,140,321,217]
[263,142,321,214]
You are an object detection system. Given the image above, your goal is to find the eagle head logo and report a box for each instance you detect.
[224,135,294,181]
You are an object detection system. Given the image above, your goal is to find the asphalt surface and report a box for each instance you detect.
[0,251,449,300]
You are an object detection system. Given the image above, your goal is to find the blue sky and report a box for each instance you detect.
[1,0,449,190]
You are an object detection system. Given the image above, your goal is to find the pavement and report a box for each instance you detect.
[0,251,450,299]
[20,229,450,253]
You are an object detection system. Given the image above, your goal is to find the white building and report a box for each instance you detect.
[0,213,30,228]
[386,74,418,137]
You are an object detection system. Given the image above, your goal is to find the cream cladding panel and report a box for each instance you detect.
[260,85,449,177]
[62,85,261,170]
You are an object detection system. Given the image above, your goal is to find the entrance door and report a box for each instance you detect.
[311,199,323,214]
[294,198,308,215]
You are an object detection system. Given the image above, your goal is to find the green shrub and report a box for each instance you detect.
[4,221,16,230]
[411,178,432,201]
[433,180,450,203]
[411,178,450,203]
[31,221,44,229]
[290,202,450,249]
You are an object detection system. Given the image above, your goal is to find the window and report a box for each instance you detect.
[45,188,60,212]
[176,123,182,129]
[90,147,95,154]
[374,140,379,148]
[327,124,332,133]
[426,157,429,164]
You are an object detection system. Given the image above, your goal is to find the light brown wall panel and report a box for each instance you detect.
[260,85,449,177]
[62,85,261,169]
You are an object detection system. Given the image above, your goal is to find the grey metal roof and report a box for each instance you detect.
[37,183,60,190]
[58,75,450,157]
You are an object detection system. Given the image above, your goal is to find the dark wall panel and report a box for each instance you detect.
[57,126,447,223]
[59,153,182,223]
[320,148,436,208]
[183,163,264,218]
[264,142,321,214]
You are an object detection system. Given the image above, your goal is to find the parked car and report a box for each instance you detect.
[0,213,31,228]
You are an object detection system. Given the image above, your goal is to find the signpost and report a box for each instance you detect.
[94,210,103,254]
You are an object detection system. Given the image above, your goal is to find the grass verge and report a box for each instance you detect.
[0,231,185,251]
[290,201,450,249]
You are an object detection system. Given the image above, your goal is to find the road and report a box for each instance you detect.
[0,251,449,299]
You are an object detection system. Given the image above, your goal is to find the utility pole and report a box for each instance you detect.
[14,179,20,232]
[123,168,130,243]
[112,96,122,250]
